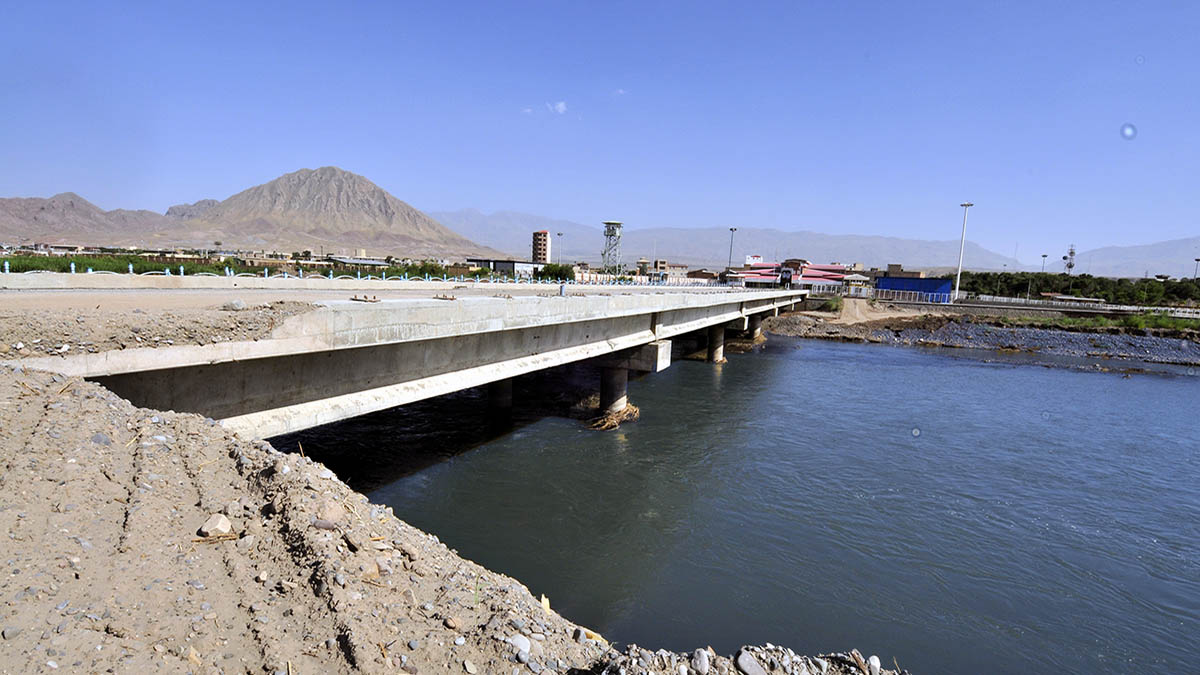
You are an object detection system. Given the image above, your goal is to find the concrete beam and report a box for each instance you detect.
[594,340,671,373]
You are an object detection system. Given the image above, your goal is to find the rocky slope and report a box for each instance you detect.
[178,167,499,258]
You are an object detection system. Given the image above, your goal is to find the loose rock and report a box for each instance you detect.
[198,513,231,537]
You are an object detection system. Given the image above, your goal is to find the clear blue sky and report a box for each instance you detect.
[2,1,1197,262]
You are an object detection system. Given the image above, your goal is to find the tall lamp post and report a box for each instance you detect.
[556,232,563,265]
[1194,257,1199,280]
[727,227,738,272]
[953,202,973,301]
[1041,254,1048,273]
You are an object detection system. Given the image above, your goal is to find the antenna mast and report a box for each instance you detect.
[1062,244,1076,275]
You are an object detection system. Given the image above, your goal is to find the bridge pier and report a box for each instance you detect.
[748,314,763,339]
[707,325,726,363]
[600,367,629,413]
[594,339,671,414]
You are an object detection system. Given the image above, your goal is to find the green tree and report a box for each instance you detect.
[534,263,575,281]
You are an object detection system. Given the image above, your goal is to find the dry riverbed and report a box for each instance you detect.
[0,364,902,675]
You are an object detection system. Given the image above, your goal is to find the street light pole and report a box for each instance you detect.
[727,227,738,272]
[953,203,973,301]
[556,232,562,265]
[1041,254,1047,273]
[1194,257,1199,280]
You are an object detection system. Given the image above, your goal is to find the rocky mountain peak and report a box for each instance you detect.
[166,199,218,219]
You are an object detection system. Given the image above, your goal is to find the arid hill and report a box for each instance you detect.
[0,168,504,259]
[0,193,167,242]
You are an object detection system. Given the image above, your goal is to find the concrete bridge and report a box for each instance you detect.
[4,281,804,438]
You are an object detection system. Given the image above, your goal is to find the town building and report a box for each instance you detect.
[532,231,551,264]
[466,258,546,278]
[865,263,925,280]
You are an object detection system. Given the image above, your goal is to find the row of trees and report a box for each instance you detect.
[1,254,257,276]
[947,271,1200,306]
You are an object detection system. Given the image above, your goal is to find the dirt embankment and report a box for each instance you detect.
[0,365,902,675]
[0,301,314,359]
[765,299,1200,366]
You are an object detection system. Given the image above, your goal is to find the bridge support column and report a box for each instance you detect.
[600,367,628,414]
[707,325,726,363]
[748,314,763,339]
[488,378,513,411]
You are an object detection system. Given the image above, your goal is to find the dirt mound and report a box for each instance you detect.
[834,298,923,325]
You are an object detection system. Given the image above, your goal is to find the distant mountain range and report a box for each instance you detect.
[433,209,1200,277]
[431,209,1025,271]
[0,167,502,259]
[1064,237,1200,279]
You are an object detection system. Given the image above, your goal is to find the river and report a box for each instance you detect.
[274,337,1200,674]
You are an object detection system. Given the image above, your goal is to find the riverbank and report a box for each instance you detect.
[0,363,903,675]
[765,302,1200,367]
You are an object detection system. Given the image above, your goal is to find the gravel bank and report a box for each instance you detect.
[0,365,902,675]
[766,312,1200,366]
[0,301,314,359]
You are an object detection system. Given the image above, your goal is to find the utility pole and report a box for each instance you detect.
[727,227,738,272]
[953,203,973,301]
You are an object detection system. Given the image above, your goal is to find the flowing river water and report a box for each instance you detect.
[274,337,1199,674]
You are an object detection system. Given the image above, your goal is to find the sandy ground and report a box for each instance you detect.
[789,299,925,326]
[0,364,900,675]
[825,299,923,325]
[0,301,315,359]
